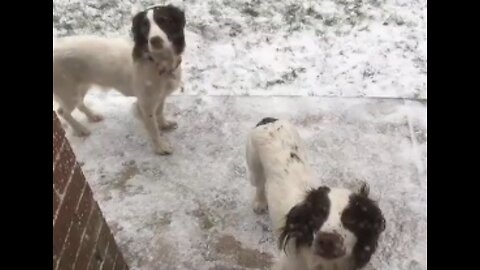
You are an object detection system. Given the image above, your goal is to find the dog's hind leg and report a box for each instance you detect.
[246,138,268,214]
[78,100,104,123]
[253,179,268,214]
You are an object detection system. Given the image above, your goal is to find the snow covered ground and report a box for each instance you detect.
[54,0,426,98]
[53,0,426,269]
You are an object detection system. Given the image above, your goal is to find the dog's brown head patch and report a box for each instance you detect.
[131,5,186,61]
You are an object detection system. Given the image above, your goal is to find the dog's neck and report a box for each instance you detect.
[144,54,155,62]
[140,52,182,76]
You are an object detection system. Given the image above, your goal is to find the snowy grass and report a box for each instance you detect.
[53,0,426,98]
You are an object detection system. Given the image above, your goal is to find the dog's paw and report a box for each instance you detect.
[253,201,268,215]
[88,114,104,123]
[154,140,173,155]
[160,120,178,130]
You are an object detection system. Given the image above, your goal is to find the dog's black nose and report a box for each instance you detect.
[314,232,346,259]
[150,36,163,49]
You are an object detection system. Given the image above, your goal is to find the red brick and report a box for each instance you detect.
[54,203,72,254]
[53,253,59,270]
[74,206,103,270]
[89,237,107,270]
[95,221,111,258]
[57,220,84,270]
[88,216,114,269]
[53,138,65,167]
[70,165,87,204]
[53,112,66,161]
[88,223,109,268]
[72,164,87,186]
[113,256,126,270]
[62,165,85,213]
[53,112,129,270]
[102,240,116,270]
[113,250,129,270]
[53,188,60,221]
[53,167,84,253]
[111,253,118,270]
[53,142,76,194]
[75,184,93,229]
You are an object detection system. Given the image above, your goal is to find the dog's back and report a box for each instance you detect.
[53,35,134,97]
[247,118,311,182]
[246,118,315,230]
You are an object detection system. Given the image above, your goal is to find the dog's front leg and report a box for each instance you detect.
[138,97,173,155]
[156,93,177,130]
[246,140,268,214]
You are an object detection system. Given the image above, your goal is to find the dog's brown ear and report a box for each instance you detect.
[131,11,148,61]
[166,4,186,23]
[278,203,311,252]
[131,11,147,43]
[278,187,331,253]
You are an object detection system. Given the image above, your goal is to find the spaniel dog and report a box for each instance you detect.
[246,118,386,270]
[53,5,185,155]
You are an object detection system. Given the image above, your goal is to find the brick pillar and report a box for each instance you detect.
[53,111,129,270]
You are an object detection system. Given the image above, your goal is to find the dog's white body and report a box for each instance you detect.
[246,120,315,229]
[246,120,354,270]
[53,35,181,154]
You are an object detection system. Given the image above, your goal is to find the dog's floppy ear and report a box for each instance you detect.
[131,11,149,61]
[130,0,146,38]
[278,186,331,253]
[278,203,312,252]
[165,4,186,28]
[131,11,146,42]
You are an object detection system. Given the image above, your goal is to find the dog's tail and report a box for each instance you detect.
[248,118,307,182]
[255,117,278,128]
[249,117,284,149]
[249,118,301,154]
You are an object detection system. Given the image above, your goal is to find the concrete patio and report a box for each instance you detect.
[66,92,426,270]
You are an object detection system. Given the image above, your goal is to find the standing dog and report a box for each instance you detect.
[246,118,386,270]
[53,5,185,155]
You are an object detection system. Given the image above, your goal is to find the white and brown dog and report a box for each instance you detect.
[53,5,185,155]
[246,118,386,270]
